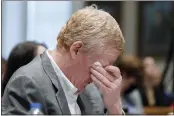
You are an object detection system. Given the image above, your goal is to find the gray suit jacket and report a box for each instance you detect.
[2,52,104,115]
[83,83,105,114]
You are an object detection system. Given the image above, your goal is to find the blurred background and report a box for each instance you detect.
[1,1,174,115]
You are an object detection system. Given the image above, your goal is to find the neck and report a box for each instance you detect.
[49,48,76,87]
[49,48,66,69]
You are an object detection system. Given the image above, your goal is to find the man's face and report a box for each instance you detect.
[70,45,120,91]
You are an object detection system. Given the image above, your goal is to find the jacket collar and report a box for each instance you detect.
[41,51,71,114]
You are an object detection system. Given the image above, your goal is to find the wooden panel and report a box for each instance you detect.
[144,106,173,115]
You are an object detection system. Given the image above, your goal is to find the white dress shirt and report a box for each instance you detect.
[46,51,81,114]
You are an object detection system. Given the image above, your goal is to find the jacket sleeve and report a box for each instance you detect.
[2,75,48,115]
[84,83,105,114]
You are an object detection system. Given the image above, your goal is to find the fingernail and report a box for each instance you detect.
[94,61,102,66]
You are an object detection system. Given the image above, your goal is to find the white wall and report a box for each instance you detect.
[2,1,27,59]
[2,1,73,59]
[26,1,72,50]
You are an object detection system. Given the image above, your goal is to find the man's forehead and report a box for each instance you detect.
[103,48,120,56]
[100,49,120,66]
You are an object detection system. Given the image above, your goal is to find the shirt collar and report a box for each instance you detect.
[46,50,78,103]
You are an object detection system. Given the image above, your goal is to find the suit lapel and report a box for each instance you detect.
[41,52,71,114]
[77,96,86,115]
[56,91,71,114]
[78,94,94,115]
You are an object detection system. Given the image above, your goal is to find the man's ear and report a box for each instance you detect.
[70,41,83,59]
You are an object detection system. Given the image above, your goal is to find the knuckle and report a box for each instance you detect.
[95,65,101,71]
[101,78,104,83]
[103,71,108,77]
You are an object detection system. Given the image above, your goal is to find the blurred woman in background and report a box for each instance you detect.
[116,55,144,114]
[139,56,172,106]
[2,41,47,96]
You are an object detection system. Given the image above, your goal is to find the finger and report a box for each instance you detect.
[92,61,102,67]
[91,74,105,90]
[91,63,106,75]
[91,65,115,82]
[105,66,121,79]
[90,68,112,88]
[114,75,122,85]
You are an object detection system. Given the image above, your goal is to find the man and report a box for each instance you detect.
[2,5,125,115]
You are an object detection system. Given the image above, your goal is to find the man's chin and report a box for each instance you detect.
[75,90,81,95]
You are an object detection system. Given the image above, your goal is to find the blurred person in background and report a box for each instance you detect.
[139,56,172,106]
[116,55,144,114]
[1,57,7,80]
[2,5,125,115]
[2,41,47,97]
[143,57,161,87]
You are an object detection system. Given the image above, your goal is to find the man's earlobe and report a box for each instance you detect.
[70,41,83,59]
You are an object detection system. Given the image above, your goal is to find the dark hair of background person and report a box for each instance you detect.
[1,41,47,96]
[114,55,144,94]
[1,57,7,76]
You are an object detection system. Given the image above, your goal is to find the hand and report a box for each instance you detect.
[90,61,122,114]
